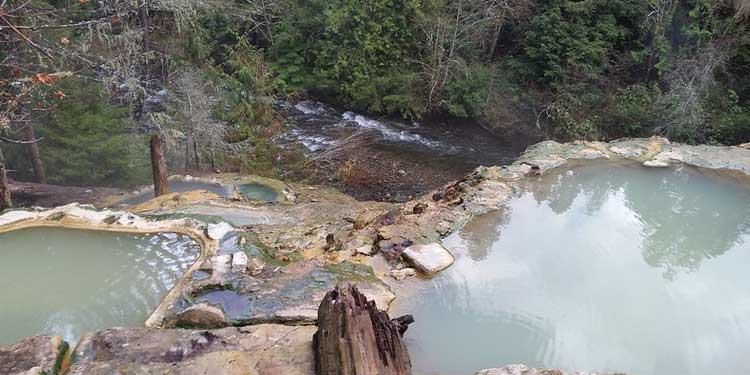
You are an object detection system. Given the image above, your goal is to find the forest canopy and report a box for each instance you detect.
[2,0,750,189]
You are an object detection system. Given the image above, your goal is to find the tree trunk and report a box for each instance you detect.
[150,134,168,197]
[139,2,149,51]
[185,135,191,172]
[23,125,46,184]
[193,137,200,170]
[313,284,414,375]
[0,147,12,210]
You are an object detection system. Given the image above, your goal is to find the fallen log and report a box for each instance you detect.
[313,284,414,375]
[7,180,122,207]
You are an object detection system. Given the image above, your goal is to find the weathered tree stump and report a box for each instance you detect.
[313,284,414,375]
[150,134,168,197]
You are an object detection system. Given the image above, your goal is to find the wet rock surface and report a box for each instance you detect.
[0,335,67,375]
[69,325,316,375]
[162,257,395,326]
[475,365,623,375]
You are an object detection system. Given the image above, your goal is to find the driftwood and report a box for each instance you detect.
[313,284,414,375]
[150,134,168,197]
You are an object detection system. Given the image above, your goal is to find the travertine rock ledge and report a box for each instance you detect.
[69,325,316,375]
[0,335,67,375]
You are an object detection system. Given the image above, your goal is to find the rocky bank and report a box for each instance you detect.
[3,136,750,374]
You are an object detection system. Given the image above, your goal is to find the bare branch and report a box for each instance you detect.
[0,136,44,144]
[0,14,53,59]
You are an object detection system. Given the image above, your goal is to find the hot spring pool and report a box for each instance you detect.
[120,180,233,205]
[0,227,199,345]
[237,182,279,202]
[397,161,750,375]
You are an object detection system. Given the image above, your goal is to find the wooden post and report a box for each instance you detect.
[313,284,413,375]
[150,134,168,197]
[23,125,46,184]
[0,146,12,210]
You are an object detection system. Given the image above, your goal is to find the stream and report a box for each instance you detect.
[280,101,533,201]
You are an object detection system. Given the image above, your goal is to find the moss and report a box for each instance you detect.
[48,339,69,375]
[103,215,119,224]
[241,232,301,266]
[46,212,66,221]
[324,262,380,283]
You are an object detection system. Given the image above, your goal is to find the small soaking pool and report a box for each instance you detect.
[397,160,750,375]
[237,182,279,202]
[0,227,199,345]
[119,179,234,206]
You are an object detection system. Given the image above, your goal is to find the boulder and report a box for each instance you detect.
[643,160,669,168]
[170,303,228,328]
[231,251,249,272]
[402,243,455,275]
[207,222,234,240]
[0,335,68,375]
[210,254,232,274]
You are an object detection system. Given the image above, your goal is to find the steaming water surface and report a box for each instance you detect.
[398,161,750,375]
[0,228,199,345]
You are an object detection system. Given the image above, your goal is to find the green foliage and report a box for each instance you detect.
[522,0,646,84]
[443,64,496,118]
[706,89,750,145]
[210,38,280,142]
[38,79,150,187]
[272,0,424,117]
[600,84,663,138]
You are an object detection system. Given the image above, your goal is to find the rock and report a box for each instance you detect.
[0,335,68,375]
[231,251,249,272]
[142,90,167,113]
[248,257,265,276]
[402,243,455,276]
[412,202,428,214]
[210,254,232,274]
[355,245,375,256]
[69,325,316,375]
[390,268,417,280]
[206,222,233,240]
[353,209,385,230]
[643,160,669,168]
[170,303,227,328]
[475,364,618,375]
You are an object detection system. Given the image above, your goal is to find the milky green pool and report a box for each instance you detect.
[398,161,750,375]
[0,227,199,345]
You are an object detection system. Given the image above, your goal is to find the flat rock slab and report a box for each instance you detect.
[402,243,455,275]
[69,325,316,375]
[163,259,395,327]
[0,335,67,375]
[476,364,623,375]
